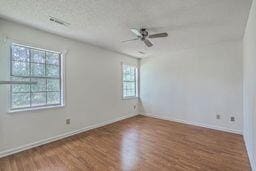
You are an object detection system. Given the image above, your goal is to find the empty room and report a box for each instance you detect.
[0,0,255,170]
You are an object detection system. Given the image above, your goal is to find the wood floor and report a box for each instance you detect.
[0,115,251,171]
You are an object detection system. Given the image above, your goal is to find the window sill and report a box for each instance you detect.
[8,104,65,114]
[122,96,138,100]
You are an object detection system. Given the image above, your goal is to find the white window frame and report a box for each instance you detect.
[9,43,65,113]
[121,63,138,99]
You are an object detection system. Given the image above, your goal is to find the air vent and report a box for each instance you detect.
[49,16,70,26]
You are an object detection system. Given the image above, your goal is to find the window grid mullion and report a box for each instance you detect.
[134,68,136,96]
[10,75,60,79]
[12,91,61,94]
[29,48,32,108]
[10,46,13,108]
[11,59,59,66]
[58,53,61,104]
[45,51,48,105]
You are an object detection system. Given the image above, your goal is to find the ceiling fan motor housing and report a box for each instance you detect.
[140,28,149,39]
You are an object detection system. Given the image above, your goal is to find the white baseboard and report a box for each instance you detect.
[143,113,242,135]
[143,114,256,169]
[0,114,136,158]
[244,136,256,171]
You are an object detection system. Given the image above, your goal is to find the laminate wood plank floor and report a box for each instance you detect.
[0,115,251,171]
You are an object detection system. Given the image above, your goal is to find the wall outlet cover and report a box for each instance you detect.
[230,116,235,122]
[216,114,221,119]
[66,118,71,124]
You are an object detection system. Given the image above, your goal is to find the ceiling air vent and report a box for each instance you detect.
[49,16,70,26]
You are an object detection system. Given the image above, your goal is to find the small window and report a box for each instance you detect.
[10,44,63,111]
[122,64,138,99]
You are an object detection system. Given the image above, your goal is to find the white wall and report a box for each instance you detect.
[243,0,256,169]
[0,19,139,156]
[140,40,243,134]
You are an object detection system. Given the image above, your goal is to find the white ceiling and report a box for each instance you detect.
[0,0,252,58]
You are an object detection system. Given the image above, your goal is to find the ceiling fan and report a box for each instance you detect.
[122,28,168,47]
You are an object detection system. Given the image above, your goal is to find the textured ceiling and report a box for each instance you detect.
[0,0,252,58]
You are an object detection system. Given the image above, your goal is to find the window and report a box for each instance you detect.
[122,64,137,99]
[10,44,63,111]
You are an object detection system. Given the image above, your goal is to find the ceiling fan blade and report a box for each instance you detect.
[122,38,139,42]
[148,32,168,38]
[144,39,153,47]
[130,28,142,37]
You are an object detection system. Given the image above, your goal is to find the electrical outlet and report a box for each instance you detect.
[230,116,235,122]
[216,114,221,119]
[66,118,71,125]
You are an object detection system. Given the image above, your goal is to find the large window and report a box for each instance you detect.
[122,64,137,99]
[10,44,63,110]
